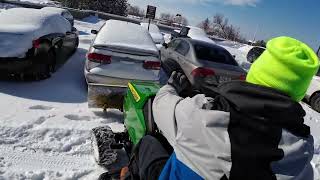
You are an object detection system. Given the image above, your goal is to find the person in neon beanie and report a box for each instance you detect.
[106,36,320,180]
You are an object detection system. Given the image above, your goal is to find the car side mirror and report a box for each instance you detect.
[91,30,98,34]
[163,43,168,49]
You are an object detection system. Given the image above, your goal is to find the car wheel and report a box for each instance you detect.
[33,48,55,80]
[71,37,79,54]
[310,93,320,112]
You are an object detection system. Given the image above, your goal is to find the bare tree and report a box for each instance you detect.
[211,13,243,41]
[181,17,188,26]
[56,0,128,16]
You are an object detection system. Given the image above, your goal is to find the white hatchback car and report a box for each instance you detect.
[85,20,160,107]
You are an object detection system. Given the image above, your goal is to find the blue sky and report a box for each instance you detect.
[128,0,320,50]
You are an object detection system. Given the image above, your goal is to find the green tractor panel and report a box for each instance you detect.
[124,81,161,145]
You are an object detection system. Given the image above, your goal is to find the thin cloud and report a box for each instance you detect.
[224,0,260,6]
[180,0,260,6]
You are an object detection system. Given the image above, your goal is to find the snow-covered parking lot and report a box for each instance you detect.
[0,16,126,179]
[0,5,320,179]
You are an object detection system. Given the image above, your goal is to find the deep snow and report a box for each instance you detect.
[0,16,126,179]
[0,4,319,179]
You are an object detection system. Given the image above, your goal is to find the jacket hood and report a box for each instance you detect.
[203,81,310,138]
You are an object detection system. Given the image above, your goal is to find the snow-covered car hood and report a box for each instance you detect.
[0,8,71,58]
[94,20,159,57]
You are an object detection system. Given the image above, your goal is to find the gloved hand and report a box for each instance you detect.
[168,71,190,94]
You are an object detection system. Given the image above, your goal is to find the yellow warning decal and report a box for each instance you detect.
[128,83,140,102]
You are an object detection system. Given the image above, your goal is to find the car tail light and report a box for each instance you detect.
[239,74,246,80]
[143,61,161,70]
[32,39,41,48]
[191,67,215,77]
[87,53,111,64]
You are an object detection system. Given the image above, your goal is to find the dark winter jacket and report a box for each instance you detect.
[153,81,314,180]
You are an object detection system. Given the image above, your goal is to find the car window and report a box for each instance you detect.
[194,44,238,66]
[175,40,190,56]
[247,47,265,63]
[168,39,181,49]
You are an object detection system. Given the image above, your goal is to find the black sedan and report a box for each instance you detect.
[0,8,79,80]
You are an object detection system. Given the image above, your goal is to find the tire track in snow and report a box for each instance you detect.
[0,145,95,172]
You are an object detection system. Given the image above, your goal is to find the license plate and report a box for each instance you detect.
[219,76,232,83]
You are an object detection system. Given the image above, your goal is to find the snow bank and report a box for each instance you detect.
[0,8,71,58]
[94,20,158,56]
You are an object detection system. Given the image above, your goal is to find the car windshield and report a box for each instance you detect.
[194,44,238,66]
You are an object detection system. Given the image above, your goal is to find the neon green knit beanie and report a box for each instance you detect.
[246,36,320,102]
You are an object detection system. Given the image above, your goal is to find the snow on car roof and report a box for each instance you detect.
[140,23,164,44]
[0,8,71,58]
[186,26,215,44]
[94,20,158,56]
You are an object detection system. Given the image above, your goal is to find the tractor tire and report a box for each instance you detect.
[91,126,118,168]
[143,98,156,134]
[310,93,320,113]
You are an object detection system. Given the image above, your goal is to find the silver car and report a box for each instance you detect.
[161,38,246,89]
[85,20,160,108]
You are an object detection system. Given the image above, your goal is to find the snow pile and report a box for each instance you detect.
[94,20,158,56]
[0,8,71,58]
